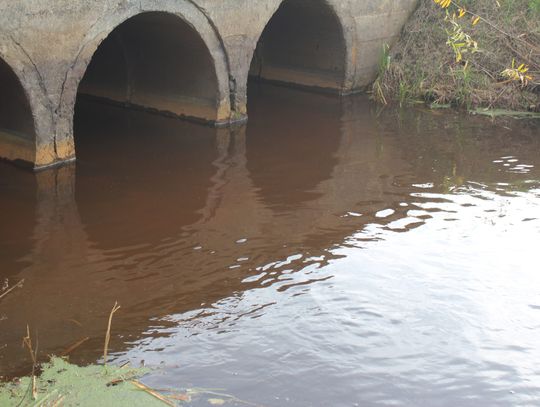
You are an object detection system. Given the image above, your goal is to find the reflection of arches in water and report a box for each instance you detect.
[10,93,530,377]
[0,162,38,280]
[246,85,342,210]
[0,57,37,164]
[74,102,221,250]
[249,0,348,93]
[76,12,225,127]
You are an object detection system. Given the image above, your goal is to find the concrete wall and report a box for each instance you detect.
[0,0,417,170]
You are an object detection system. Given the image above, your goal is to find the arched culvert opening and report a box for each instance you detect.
[0,58,36,165]
[249,0,347,94]
[77,12,222,125]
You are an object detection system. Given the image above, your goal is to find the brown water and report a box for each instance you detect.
[1,84,540,406]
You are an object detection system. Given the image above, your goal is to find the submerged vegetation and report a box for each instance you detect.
[373,0,540,112]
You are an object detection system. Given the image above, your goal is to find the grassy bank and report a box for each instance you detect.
[374,0,540,113]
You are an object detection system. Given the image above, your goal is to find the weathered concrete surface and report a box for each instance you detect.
[0,0,417,169]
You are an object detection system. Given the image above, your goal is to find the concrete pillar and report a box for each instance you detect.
[0,37,59,169]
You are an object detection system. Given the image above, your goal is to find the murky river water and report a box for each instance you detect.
[1,84,540,406]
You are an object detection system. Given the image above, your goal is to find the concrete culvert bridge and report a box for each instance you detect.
[78,12,224,125]
[0,58,36,165]
[250,0,347,93]
[0,0,418,170]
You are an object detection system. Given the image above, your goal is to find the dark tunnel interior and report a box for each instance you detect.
[250,0,347,92]
[77,12,220,123]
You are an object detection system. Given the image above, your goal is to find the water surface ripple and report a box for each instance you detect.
[1,85,539,406]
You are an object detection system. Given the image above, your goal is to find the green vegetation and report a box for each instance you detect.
[0,357,160,407]
[0,297,251,406]
[374,0,539,113]
[0,317,249,406]
[0,358,251,406]
[471,107,540,118]
[0,302,172,406]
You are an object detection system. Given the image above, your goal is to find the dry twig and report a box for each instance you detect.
[103,301,120,366]
[0,279,24,301]
[131,380,175,406]
[61,336,90,357]
[21,325,39,402]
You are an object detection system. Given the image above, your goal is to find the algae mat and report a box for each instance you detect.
[0,357,167,406]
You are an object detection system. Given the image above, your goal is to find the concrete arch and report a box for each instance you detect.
[0,39,54,168]
[57,0,232,165]
[248,0,357,95]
